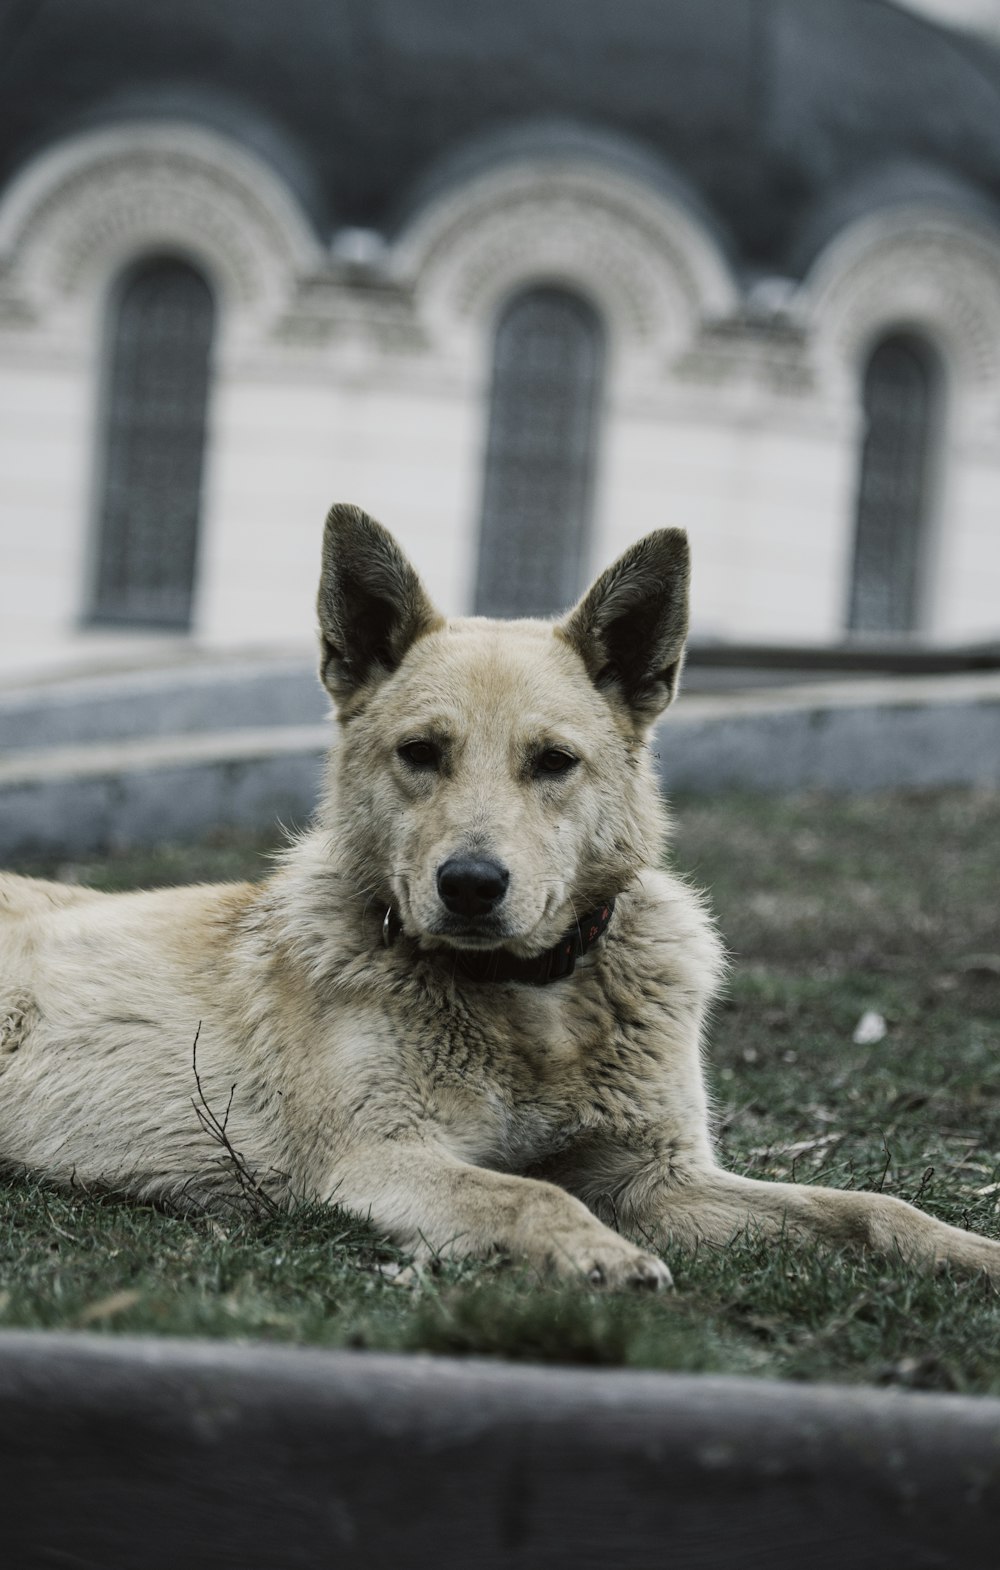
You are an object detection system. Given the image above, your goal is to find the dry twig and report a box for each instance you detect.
[190,1024,283,1219]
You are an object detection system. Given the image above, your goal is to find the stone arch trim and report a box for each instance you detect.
[391,158,738,371]
[803,206,1000,424]
[0,122,322,330]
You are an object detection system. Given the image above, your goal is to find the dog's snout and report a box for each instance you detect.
[437,856,510,918]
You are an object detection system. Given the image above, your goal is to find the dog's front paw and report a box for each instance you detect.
[585,1245,673,1292]
[548,1231,673,1292]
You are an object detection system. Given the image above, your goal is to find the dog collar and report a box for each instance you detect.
[382,899,616,986]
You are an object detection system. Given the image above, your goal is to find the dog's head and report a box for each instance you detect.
[317,504,688,956]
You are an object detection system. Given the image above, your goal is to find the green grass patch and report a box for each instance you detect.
[4,789,1000,1391]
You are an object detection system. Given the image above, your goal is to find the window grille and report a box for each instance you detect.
[848,333,939,636]
[474,287,604,617]
[90,257,215,629]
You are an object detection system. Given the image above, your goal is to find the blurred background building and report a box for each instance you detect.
[2,0,1000,678]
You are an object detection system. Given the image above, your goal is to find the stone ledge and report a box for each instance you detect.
[660,673,1000,793]
[0,656,326,752]
[2,675,999,858]
[0,1334,997,1569]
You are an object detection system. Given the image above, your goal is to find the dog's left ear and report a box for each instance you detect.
[558,529,690,725]
[317,504,443,707]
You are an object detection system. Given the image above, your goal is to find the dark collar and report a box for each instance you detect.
[382,899,616,986]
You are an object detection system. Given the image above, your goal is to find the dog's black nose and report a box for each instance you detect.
[437,856,510,918]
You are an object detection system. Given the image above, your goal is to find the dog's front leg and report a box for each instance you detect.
[326,1140,672,1289]
[581,1147,1000,1284]
[651,1169,1000,1283]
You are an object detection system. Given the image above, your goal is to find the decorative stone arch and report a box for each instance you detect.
[390,156,738,381]
[0,121,321,338]
[802,206,1000,433]
[800,205,1000,638]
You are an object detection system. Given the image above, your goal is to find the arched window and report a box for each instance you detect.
[90,257,215,629]
[475,286,604,617]
[848,332,941,636]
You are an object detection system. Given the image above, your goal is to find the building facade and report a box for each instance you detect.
[2,0,1000,674]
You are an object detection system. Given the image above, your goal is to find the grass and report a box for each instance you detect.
[3,788,1000,1393]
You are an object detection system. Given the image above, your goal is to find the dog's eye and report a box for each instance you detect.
[536,748,578,776]
[397,740,439,769]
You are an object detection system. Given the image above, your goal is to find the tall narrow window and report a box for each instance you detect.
[91,257,215,629]
[848,332,940,635]
[475,286,604,617]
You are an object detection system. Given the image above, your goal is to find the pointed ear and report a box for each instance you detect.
[317,504,443,706]
[558,529,690,725]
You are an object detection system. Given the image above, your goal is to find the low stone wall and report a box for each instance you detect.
[0,657,327,751]
[1,672,999,859]
[0,727,327,858]
[661,673,1000,793]
[0,1335,997,1569]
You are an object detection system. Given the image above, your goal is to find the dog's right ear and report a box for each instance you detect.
[317,504,443,707]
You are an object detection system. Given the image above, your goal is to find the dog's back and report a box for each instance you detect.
[0,872,106,919]
[0,872,284,1207]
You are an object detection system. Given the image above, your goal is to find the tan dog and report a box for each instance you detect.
[1,504,998,1289]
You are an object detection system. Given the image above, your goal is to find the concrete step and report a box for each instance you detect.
[0,656,328,752]
[2,673,999,860]
[4,648,950,755]
[0,725,328,857]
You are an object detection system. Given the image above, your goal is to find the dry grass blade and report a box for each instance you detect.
[77,1289,142,1325]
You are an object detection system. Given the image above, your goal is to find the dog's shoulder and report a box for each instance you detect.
[607,866,726,1000]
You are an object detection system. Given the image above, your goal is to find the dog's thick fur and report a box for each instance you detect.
[1,504,998,1289]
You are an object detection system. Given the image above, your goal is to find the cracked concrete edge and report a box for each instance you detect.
[0,1334,997,1569]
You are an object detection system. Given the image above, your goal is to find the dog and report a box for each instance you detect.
[1,503,998,1289]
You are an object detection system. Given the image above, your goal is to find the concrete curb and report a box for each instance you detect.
[0,657,327,751]
[2,674,1000,859]
[660,672,1000,793]
[0,1334,997,1568]
[0,727,328,857]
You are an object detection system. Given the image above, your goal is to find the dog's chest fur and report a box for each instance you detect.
[399,971,654,1170]
[304,878,716,1183]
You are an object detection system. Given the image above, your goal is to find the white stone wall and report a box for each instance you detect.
[0,352,95,661]
[1,120,1000,679]
[893,0,1000,40]
[198,363,487,642]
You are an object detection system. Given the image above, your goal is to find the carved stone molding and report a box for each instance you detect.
[391,159,737,370]
[673,318,815,400]
[803,207,1000,416]
[271,274,429,358]
[0,123,321,330]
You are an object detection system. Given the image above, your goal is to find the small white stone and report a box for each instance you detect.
[853,1010,887,1045]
